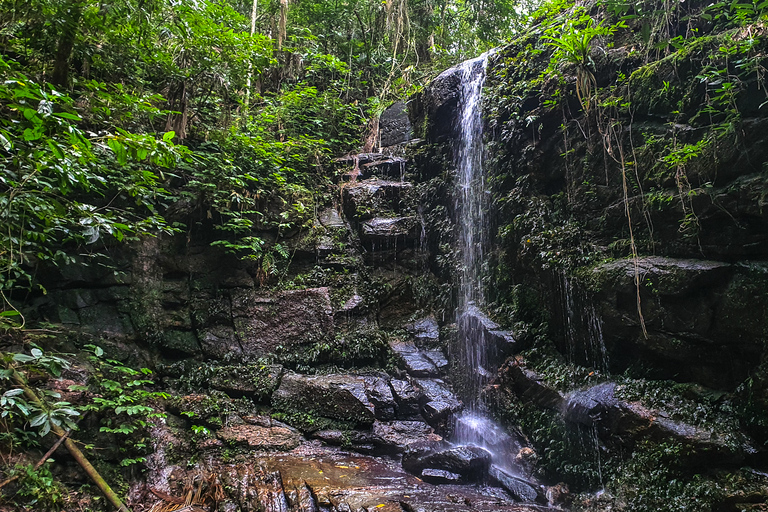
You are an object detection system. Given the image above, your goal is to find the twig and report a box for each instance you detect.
[0,424,70,490]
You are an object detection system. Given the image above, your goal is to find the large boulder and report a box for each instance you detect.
[414,378,463,429]
[402,441,492,482]
[217,423,301,451]
[390,340,439,377]
[272,372,395,426]
[342,180,412,221]
[410,58,487,142]
[229,288,334,359]
[589,257,768,389]
[497,359,757,467]
[379,101,414,147]
[360,217,420,243]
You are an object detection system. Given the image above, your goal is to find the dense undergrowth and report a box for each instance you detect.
[2,0,768,510]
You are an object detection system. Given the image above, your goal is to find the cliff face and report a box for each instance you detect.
[407,0,768,509]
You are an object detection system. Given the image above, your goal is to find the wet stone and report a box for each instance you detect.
[216,424,301,451]
[489,466,540,503]
[361,217,419,242]
[402,441,492,482]
[424,350,448,372]
[390,379,423,420]
[408,316,440,344]
[420,468,462,484]
[372,421,440,453]
[390,341,439,377]
[415,379,463,425]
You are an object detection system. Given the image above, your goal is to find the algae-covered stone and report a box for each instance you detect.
[208,364,284,402]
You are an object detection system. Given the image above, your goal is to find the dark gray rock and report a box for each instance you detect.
[362,375,397,420]
[458,305,516,367]
[420,468,462,484]
[272,373,394,426]
[416,379,463,426]
[342,180,412,221]
[207,364,283,402]
[379,101,413,147]
[402,441,492,482]
[424,350,448,372]
[489,466,540,503]
[390,341,439,377]
[408,316,440,344]
[590,257,767,389]
[497,359,756,467]
[198,325,241,360]
[391,379,423,419]
[230,288,334,358]
[361,217,420,242]
[372,421,440,453]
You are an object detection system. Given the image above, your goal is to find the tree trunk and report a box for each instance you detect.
[245,0,258,113]
[52,0,85,88]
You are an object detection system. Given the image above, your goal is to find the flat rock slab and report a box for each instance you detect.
[390,341,439,377]
[390,379,423,419]
[489,466,541,503]
[361,217,419,241]
[372,421,441,452]
[407,316,440,344]
[217,424,301,451]
[207,364,283,401]
[343,180,412,221]
[415,379,463,425]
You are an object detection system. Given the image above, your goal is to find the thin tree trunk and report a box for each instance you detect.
[244,0,258,113]
[278,0,288,50]
[52,0,85,88]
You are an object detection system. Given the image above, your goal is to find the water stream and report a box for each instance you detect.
[451,53,524,476]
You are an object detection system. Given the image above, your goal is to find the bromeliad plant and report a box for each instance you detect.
[542,12,621,110]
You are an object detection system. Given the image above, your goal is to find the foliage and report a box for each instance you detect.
[72,345,168,466]
[0,348,79,439]
[0,57,186,300]
[7,462,67,510]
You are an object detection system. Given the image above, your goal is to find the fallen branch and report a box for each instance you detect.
[11,369,131,512]
[0,429,70,490]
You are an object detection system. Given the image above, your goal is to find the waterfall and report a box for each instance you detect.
[451,53,524,475]
[454,53,491,408]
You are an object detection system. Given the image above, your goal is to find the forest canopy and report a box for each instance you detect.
[0,0,534,316]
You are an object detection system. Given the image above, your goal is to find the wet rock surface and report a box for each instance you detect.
[588,257,768,389]
[273,373,395,426]
[217,424,302,451]
[138,436,558,512]
[498,359,757,467]
[414,378,463,429]
[402,441,492,482]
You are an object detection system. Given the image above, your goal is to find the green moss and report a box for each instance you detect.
[276,325,394,371]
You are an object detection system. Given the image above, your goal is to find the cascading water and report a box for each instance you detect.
[454,54,491,406]
[451,53,525,476]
